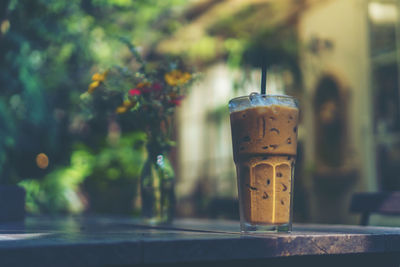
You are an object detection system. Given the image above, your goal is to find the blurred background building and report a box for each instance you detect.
[170,0,400,224]
[1,0,400,225]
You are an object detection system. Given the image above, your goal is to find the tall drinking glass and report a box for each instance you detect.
[229,93,299,232]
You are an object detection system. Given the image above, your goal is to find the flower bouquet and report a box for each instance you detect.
[82,41,195,223]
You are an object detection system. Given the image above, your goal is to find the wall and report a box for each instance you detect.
[298,0,375,223]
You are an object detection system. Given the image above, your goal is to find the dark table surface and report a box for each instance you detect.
[1,216,400,267]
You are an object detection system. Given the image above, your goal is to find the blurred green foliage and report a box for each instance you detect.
[19,149,95,214]
[83,132,147,214]
[0,0,187,213]
[19,132,146,214]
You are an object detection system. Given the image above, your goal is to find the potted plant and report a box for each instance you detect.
[81,41,195,223]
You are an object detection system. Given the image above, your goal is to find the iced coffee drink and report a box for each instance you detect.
[229,93,299,232]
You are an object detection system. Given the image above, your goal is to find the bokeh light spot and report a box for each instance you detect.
[0,20,10,35]
[36,153,49,169]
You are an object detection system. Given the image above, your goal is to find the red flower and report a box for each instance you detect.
[129,89,141,96]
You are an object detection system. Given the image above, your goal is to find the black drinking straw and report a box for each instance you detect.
[261,64,267,95]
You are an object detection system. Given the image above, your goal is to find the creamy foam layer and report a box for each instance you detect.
[229,93,298,113]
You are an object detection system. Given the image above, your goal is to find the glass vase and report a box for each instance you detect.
[140,152,175,224]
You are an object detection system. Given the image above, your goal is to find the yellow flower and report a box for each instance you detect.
[87,71,108,93]
[92,71,108,82]
[116,100,135,114]
[164,70,191,86]
[116,106,128,114]
[88,81,100,93]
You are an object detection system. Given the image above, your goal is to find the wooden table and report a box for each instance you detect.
[0,216,399,267]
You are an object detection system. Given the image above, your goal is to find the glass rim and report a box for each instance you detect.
[229,94,298,105]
